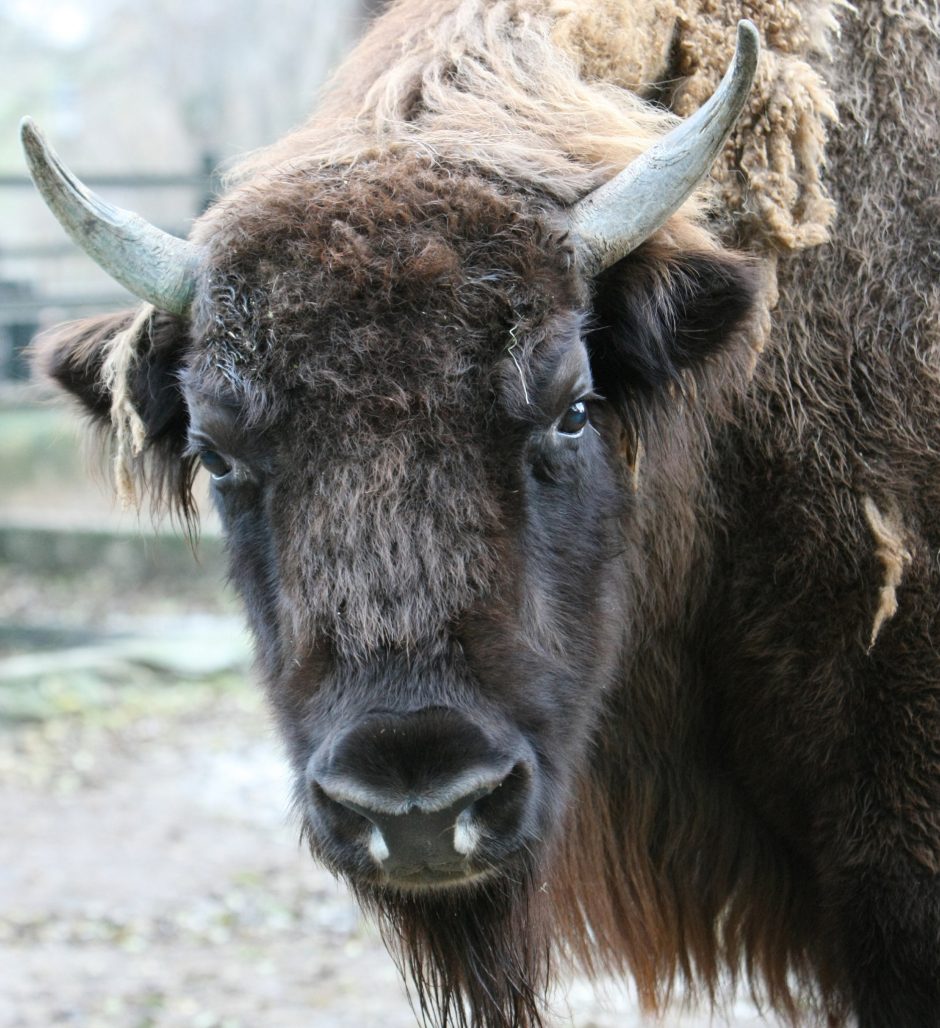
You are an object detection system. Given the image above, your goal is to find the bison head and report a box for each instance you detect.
[24,23,759,1028]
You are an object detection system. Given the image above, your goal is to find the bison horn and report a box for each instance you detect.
[20,117,203,316]
[569,20,760,276]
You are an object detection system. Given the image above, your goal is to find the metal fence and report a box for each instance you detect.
[0,161,218,381]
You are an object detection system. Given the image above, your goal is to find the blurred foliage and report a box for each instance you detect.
[0,0,379,326]
[0,0,376,172]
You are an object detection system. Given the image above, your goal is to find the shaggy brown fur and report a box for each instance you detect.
[32,1,940,1026]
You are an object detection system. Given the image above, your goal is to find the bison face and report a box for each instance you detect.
[36,156,755,1026]
[186,319,629,894]
[178,161,635,895]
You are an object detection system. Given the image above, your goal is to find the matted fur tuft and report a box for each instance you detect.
[32,307,198,528]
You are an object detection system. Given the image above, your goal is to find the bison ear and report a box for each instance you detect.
[33,306,197,521]
[586,241,759,412]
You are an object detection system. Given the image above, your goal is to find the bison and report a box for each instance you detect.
[22,0,940,1025]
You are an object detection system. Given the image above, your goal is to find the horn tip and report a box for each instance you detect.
[19,117,56,186]
[736,19,761,58]
[19,117,48,167]
[20,116,39,145]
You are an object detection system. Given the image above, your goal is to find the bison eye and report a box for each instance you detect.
[556,400,588,436]
[199,449,232,479]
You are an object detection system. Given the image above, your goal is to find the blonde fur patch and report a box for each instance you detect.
[210,0,709,228]
[101,303,154,508]
[630,436,644,492]
[862,494,912,651]
[215,0,840,251]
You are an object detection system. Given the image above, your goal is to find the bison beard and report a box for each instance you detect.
[355,865,551,1028]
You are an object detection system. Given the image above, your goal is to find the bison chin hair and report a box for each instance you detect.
[355,858,553,1028]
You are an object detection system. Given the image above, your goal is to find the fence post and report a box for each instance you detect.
[199,152,222,213]
[0,281,39,381]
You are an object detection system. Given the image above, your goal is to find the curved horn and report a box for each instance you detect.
[569,20,760,277]
[20,117,203,316]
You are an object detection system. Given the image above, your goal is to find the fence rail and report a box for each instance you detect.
[0,173,209,189]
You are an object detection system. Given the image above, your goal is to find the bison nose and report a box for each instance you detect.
[307,708,533,880]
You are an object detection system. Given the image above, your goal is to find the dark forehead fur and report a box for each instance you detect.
[187,155,585,657]
[193,154,582,410]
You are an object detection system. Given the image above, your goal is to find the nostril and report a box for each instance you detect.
[311,778,395,866]
[312,779,354,817]
[473,760,532,836]
[313,778,379,821]
[311,778,378,836]
[450,761,530,855]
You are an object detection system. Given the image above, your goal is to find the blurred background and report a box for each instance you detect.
[0,2,777,1025]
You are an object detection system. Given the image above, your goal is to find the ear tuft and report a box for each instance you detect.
[33,309,137,422]
[32,306,196,524]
